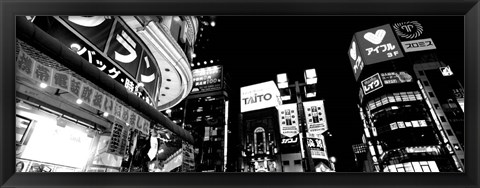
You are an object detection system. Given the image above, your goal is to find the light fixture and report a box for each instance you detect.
[276,73,288,89]
[103,112,109,117]
[192,53,196,58]
[191,63,194,67]
[165,133,170,139]
[40,83,48,88]
[197,62,200,66]
[304,68,317,85]
[210,60,214,63]
[70,43,81,53]
[330,156,337,163]
[210,21,216,27]
[76,99,83,104]
[204,61,207,65]
[166,109,172,114]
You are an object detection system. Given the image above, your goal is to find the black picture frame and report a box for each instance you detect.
[1,0,479,188]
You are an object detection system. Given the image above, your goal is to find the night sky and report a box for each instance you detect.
[194,16,464,172]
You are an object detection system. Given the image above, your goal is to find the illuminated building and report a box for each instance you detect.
[348,21,462,172]
[15,16,198,172]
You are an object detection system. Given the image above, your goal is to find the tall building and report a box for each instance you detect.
[348,21,463,172]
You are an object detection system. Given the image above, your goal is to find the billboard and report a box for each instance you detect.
[303,100,328,136]
[307,135,328,160]
[380,71,413,84]
[355,24,404,65]
[191,65,223,94]
[348,36,365,81]
[361,73,383,95]
[33,16,157,106]
[240,81,282,113]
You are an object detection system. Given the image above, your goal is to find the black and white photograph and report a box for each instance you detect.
[15,15,465,173]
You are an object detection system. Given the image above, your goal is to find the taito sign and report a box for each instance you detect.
[240,81,281,113]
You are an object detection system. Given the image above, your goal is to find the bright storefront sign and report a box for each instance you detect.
[380,71,413,84]
[240,81,282,113]
[191,65,223,94]
[307,135,328,160]
[361,73,383,95]
[277,103,300,138]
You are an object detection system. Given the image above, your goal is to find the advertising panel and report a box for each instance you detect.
[348,36,365,81]
[59,16,115,51]
[32,16,155,106]
[401,38,436,52]
[302,100,328,136]
[355,24,404,65]
[392,21,424,41]
[307,135,328,160]
[191,65,223,94]
[240,81,282,113]
[278,103,301,154]
[380,71,413,84]
[277,103,300,137]
[361,73,383,95]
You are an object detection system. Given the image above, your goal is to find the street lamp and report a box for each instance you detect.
[275,68,318,172]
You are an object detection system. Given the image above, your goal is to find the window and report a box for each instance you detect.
[428,92,435,98]
[434,104,440,109]
[294,160,302,165]
[446,129,454,136]
[440,116,447,122]
[453,144,461,150]
[419,70,425,76]
[423,81,430,86]
[283,161,290,166]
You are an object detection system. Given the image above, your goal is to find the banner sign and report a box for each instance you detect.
[240,81,282,113]
[401,38,436,52]
[355,24,404,65]
[361,73,383,95]
[32,16,155,107]
[380,71,413,85]
[348,36,365,81]
[303,100,328,136]
[191,65,223,94]
[277,103,300,138]
[16,46,150,134]
[307,135,328,160]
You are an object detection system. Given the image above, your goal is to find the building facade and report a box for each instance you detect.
[348,21,463,172]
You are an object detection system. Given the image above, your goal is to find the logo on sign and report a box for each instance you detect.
[393,21,423,39]
[282,137,298,144]
[361,73,383,95]
[440,66,454,76]
[364,29,386,45]
[349,41,364,75]
[401,38,436,52]
[242,93,273,105]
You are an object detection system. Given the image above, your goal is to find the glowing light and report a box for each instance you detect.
[210,21,216,27]
[204,61,207,65]
[191,63,194,67]
[103,112,109,117]
[210,60,214,63]
[76,99,83,104]
[70,43,81,52]
[197,63,200,66]
[40,83,48,88]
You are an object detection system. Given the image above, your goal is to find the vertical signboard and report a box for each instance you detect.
[307,135,328,160]
[348,36,365,81]
[355,24,404,65]
[277,103,301,154]
[303,100,328,137]
[240,81,282,113]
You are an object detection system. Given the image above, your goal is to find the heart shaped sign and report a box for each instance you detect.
[363,29,386,45]
[349,41,357,60]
